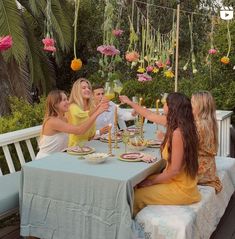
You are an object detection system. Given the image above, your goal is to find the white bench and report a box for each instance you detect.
[0,126,41,219]
[132,157,235,239]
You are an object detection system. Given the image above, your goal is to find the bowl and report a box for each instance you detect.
[85,153,109,164]
[127,139,147,151]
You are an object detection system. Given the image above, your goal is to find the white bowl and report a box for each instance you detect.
[85,153,109,164]
[127,142,147,151]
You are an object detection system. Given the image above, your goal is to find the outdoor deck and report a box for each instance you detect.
[1,191,235,239]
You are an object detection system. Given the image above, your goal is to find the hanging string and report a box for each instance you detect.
[73,0,80,59]
[135,0,216,17]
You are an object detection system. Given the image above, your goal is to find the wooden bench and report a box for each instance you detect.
[0,126,41,220]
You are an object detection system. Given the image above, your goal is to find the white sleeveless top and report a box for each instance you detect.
[36,132,68,159]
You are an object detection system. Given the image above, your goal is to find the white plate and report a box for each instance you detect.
[67,146,95,155]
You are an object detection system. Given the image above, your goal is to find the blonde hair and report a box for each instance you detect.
[191,91,218,150]
[69,78,94,110]
[42,90,66,134]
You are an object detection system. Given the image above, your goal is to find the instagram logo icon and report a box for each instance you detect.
[220,7,234,20]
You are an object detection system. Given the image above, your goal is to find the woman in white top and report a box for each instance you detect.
[36,90,108,159]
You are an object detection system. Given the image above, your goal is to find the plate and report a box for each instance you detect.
[119,152,144,162]
[85,153,109,164]
[67,146,95,155]
[147,139,162,148]
[100,134,122,143]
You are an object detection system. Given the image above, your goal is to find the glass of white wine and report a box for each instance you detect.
[161,93,169,106]
[122,130,130,153]
[113,79,123,96]
[104,81,115,100]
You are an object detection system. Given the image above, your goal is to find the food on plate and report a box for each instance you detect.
[67,146,92,153]
[121,152,144,160]
[129,137,147,147]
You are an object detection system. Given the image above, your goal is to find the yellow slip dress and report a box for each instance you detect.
[133,144,201,216]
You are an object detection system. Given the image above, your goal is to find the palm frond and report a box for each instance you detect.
[51,0,73,53]
[7,58,31,101]
[0,0,27,64]
[0,54,11,115]
[22,13,56,94]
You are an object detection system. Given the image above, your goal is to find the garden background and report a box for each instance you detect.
[0,0,235,134]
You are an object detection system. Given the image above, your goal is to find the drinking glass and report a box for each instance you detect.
[104,82,115,100]
[122,130,130,153]
[114,79,123,95]
[161,93,168,105]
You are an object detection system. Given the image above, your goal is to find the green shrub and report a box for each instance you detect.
[0,97,45,134]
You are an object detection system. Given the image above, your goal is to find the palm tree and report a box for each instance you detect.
[0,0,74,115]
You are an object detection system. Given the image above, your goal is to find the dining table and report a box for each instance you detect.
[20,123,165,239]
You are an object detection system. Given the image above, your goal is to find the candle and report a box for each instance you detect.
[114,105,119,149]
[139,97,143,106]
[156,99,160,114]
[114,105,118,127]
[108,123,112,146]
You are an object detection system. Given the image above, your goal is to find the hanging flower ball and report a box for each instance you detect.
[0,35,13,51]
[112,29,124,37]
[164,70,174,78]
[42,37,56,52]
[155,61,165,69]
[97,45,120,56]
[152,67,159,73]
[165,59,171,66]
[137,66,145,73]
[220,56,230,64]
[208,48,217,55]
[146,65,154,73]
[137,73,152,82]
[125,51,139,62]
[71,58,82,71]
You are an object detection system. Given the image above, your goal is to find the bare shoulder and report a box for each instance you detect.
[173,128,183,141]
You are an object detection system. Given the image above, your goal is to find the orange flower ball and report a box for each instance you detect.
[71,58,82,71]
[220,56,230,65]
[125,51,139,62]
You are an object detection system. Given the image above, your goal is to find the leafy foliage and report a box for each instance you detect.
[0,97,45,134]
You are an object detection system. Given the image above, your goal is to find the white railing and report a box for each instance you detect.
[0,110,233,175]
[122,108,233,157]
[0,125,41,175]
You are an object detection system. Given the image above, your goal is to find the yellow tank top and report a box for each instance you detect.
[67,103,96,146]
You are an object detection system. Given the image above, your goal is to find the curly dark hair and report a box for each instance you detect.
[161,92,199,179]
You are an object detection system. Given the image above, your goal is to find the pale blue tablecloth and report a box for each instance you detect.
[20,124,164,239]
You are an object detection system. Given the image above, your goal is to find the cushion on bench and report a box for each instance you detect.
[132,159,235,239]
[0,172,20,216]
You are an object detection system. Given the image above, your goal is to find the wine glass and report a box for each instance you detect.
[113,79,123,96]
[104,82,115,100]
[161,93,168,106]
[122,130,130,153]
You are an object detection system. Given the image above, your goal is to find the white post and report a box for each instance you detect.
[174,1,180,92]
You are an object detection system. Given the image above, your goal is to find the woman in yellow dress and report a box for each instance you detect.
[119,93,201,216]
[191,91,222,193]
[68,78,106,146]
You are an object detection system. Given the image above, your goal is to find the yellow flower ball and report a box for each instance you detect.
[71,58,82,71]
[220,56,230,65]
[137,67,145,73]
[164,70,174,78]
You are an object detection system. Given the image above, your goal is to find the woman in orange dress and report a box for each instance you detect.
[191,91,222,193]
[120,93,201,216]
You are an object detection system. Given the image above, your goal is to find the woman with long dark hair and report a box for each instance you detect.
[119,93,201,216]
